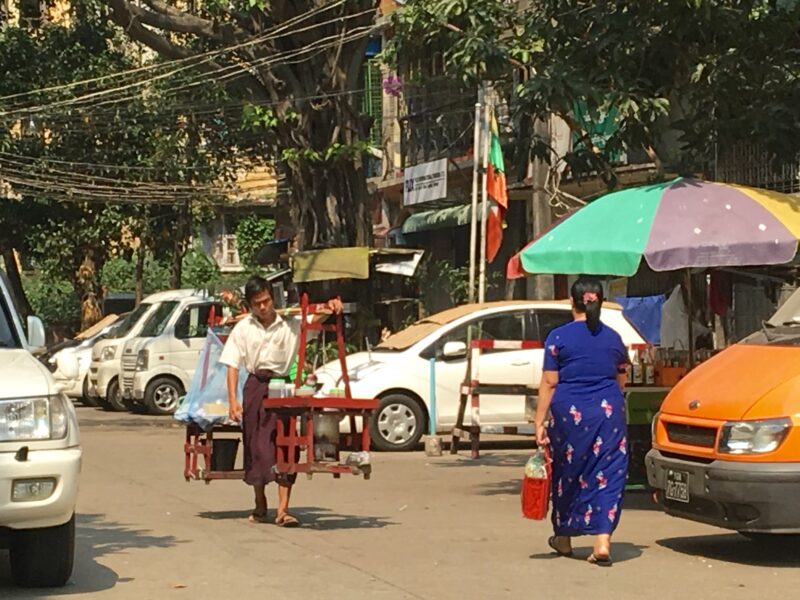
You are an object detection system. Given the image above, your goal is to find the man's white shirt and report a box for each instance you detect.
[219,313,302,376]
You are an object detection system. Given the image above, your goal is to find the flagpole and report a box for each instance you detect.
[478,92,492,303]
[468,101,482,305]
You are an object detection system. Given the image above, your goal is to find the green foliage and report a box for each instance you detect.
[21,273,80,330]
[234,216,276,267]
[101,256,170,294]
[305,340,360,370]
[390,0,800,178]
[417,259,503,314]
[181,248,221,289]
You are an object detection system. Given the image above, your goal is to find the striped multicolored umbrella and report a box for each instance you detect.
[514,177,800,276]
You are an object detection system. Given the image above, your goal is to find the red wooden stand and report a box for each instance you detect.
[184,293,378,483]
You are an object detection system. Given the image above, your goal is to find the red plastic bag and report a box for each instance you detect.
[521,447,552,520]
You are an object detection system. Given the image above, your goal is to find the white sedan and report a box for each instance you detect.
[314,301,645,451]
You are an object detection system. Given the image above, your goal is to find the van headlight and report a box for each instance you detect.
[718,418,791,454]
[0,396,69,441]
[136,349,149,371]
[100,346,116,362]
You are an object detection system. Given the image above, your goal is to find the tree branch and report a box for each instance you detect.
[104,0,271,103]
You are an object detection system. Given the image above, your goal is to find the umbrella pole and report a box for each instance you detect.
[687,269,695,369]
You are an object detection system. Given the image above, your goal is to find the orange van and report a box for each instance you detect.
[646,291,800,536]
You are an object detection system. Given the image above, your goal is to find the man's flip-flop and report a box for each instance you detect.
[547,536,573,557]
[587,553,612,567]
[275,513,300,528]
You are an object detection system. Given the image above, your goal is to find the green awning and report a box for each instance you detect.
[401,204,482,234]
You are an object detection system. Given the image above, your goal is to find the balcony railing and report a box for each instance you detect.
[399,81,476,168]
[717,142,800,194]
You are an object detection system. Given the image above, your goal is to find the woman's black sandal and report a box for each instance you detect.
[548,536,573,557]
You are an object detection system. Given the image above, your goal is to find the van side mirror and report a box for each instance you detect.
[442,341,467,360]
[26,316,46,351]
[55,352,79,381]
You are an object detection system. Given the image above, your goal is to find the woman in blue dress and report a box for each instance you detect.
[534,277,629,566]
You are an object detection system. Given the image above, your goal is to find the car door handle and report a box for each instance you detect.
[511,361,531,366]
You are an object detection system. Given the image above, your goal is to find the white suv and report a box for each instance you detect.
[0,273,81,587]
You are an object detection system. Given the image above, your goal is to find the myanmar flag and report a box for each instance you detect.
[485,114,508,263]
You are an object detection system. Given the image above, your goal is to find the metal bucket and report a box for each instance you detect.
[312,412,341,462]
[211,438,239,471]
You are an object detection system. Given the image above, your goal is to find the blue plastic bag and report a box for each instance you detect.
[174,330,248,431]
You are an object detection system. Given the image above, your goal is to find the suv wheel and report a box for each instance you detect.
[104,378,128,412]
[145,377,184,415]
[10,514,75,587]
[368,393,425,452]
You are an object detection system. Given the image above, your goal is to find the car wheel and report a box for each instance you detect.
[81,376,100,407]
[145,377,184,415]
[10,514,75,588]
[104,378,128,412]
[369,393,425,452]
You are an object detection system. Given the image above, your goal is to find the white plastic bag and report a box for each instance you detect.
[174,330,248,430]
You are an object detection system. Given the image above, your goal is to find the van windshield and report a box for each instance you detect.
[108,303,151,339]
[139,302,179,337]
[741,288,800,346]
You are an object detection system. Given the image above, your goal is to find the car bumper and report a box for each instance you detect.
[89,365,116,398]
[121,372,146,402]
[646,448,800,534]
[0,447,81,531]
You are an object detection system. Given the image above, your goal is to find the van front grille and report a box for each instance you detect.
[665,423,717,448]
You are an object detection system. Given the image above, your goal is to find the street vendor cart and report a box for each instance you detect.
[183,293,378,483]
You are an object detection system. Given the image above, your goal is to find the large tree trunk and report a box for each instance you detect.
[287,159,372,248]
[1,246,33,318]
[104,0,377,251]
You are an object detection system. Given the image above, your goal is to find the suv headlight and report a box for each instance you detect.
[136,349,149,371]
[0,396,69,441]
[718,418,791,455]
[100,346,116,362]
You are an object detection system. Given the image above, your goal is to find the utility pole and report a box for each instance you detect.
[468,100,482,304]
[526,115,554,300]
[477,87,492,303]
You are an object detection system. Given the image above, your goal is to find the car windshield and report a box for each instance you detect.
[108,303,151,339]
[0,289,21,348]
[139,301,180,337]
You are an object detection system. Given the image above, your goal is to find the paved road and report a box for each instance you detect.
[2,406,799,599]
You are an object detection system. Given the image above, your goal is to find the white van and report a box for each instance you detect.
[0,273,81,587]
[120,295,221,415]
[88,290,200,411]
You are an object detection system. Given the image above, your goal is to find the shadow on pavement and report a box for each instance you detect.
[0,513,181,597]
[197,507,396,531]
[657,533,800,568]
[530,541,647,564]
[430,452,530,469]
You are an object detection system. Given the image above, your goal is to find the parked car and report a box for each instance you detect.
[120,295,221,415]
[0,273,81,587]
[88,290,202,412]
[47,315,126,406]
[647,287,800,538]
[314,300,645,451]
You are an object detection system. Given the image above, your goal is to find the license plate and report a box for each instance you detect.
[665,469,690,503]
